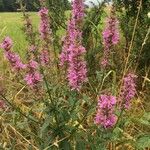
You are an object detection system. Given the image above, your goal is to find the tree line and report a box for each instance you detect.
[0,0,71,12]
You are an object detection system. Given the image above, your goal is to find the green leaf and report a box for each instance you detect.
[139,112,150,126]
[76,140,86,150]
[136,135,150,149]
[112,127,123,140]
[59,139,72,150]
[39,116,51,139]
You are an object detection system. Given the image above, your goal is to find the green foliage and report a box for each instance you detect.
[83,2,106,77]
[0,0,41,12]
[0,0,4,11]
[136,135,150,149]
[115,0,150,70]
[3,0,17,11]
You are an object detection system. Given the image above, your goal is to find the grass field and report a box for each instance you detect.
[0,12,39,56]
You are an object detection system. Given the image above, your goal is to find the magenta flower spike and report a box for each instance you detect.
[60,0,87,91]
[121,73,137,109]
[0,37,26,71]
[38,7,51,66]
[39,7,50,40]
[94,94,117,129]
[24,60,42,87]
[101,8,120,68]
[40,50,50,65]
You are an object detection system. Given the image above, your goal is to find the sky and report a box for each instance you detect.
[68,0,104,7]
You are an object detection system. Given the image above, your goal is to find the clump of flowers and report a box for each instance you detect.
[24,60,42,87]
[94,94,117,128]
[39,7,51,40]
[60,19,76,66]
[1,36,13,50]
[67,44,87,90]
[60,0,87,91]
[38,7,51,66]
[40,49,50,65]
[72,0,85,23]
[0,37,26,71]
[121,73,137,109]
[101,7,120,68]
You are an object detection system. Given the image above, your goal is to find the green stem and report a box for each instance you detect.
[0,94,40,124]
[40,67,59,128]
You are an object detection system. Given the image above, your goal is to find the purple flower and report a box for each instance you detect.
[72,0,85,23]
[39,7,48,16]
[101,58,109,68]
[40,50,50,65]
[67,44,87,90]
[94,94,117,128]
[0,37,13,50]
[121,73,137,109]
[60,19,76,66]
[28,60,38,69]
[101,9,120,68]
[24,72,42,87]
[38,7,51,40]
[1,37,26,71]
[60,0,87,91]
[24,60,42,87]
[102,17,119,48]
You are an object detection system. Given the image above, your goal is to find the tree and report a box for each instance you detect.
[25,0,40,11]
[0,0,4,11]
[3,0,17,11]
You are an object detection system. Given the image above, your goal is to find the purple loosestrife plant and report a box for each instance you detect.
[60,0,84,66]
[60,34,70,66]
[39,7,51,41]
[38,7,51,66]
[101,8,119,68]
[0,37,26,71]
[60,19,76,66]
[1,37,13,50]
[94,94,117,129]
[40,49,50,65]
[60,0,87,91]
[67,44,87,90]
[72,0,85,24]
[121,73,137,109]
[24,60,42,87]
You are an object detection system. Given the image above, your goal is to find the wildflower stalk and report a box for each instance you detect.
[101,6,119,68]
[40,66,59,127]
[116,0,142,127]
[119,0,142,94]
[95,95,117,128]
[60,0,87,91]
